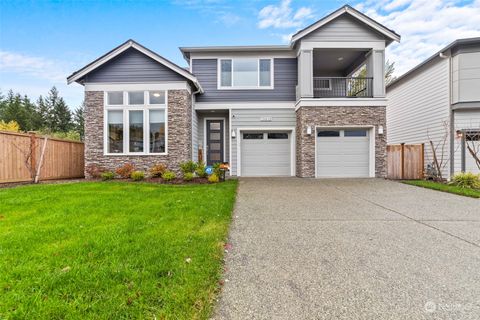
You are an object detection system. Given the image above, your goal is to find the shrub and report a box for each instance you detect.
[180,160,198,174]
[101,171,115,181]
[85,164,105,179]
[212,162,222,177]
[162,171,176,181]
[116,163,135,179]
[208,173,219,183]
[130,171,145,181]
[149,163,167,178]
[450,172,480,189]
[0,120,20,132]
[183,172,194,181]
[195,162,207,178]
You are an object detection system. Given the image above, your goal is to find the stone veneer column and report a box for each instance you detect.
[296,106,387,178]
[84,90,192,178]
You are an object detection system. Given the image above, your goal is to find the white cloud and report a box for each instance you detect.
[356,0,480,76]
[258,0,314,29]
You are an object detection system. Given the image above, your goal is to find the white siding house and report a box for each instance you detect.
[387,38,480,178]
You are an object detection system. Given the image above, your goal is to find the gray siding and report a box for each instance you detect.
[83,48,187,83]
[452,49,480,104]
[193,58,297,102]
[192,101,199,162]
[301,15,387,42]
[230,108,296,175]
[387,58,451,178]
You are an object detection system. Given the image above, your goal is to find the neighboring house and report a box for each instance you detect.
[68,5,400,178]
[387,38,480,178]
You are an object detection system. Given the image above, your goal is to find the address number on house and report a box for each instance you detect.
[260,117,273,122]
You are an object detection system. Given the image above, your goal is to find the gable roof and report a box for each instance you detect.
[387,37,480,90]
[67,39,203,93]
[290,5,400,45]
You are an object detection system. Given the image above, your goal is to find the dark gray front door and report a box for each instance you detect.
[206,120,224,166]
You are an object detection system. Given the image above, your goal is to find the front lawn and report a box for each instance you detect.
[403,180,480,198]
[0,181,237,319]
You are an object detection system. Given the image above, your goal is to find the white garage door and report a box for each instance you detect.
[316,128,370,178]
[241,132,291,176]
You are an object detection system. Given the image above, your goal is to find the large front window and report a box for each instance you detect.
[219,58,273,89]
[105,91,167,154]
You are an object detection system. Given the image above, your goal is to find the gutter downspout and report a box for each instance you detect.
[439,52,455,178]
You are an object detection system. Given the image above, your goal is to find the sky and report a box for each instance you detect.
[1,0,479,109]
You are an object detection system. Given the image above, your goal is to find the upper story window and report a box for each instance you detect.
[105,90,167,155]
[219,58,273,89]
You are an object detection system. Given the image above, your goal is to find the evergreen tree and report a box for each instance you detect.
[73,102,85,140]
[45,87,72,132]
[36,95,50,130]
[0,90,30,130]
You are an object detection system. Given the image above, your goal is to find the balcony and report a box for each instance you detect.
[313,77,373,98]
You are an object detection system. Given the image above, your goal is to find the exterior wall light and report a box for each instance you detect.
[378,125,384,135]
[231,130,236,138]
[306,126,312,135]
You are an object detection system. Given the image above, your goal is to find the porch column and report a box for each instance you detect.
[365,50,385,97]
[298,50,313,98]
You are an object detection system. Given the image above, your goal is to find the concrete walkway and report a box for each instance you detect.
[214,178,480,320]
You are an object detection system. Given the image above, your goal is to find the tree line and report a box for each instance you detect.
[0,87,84,141]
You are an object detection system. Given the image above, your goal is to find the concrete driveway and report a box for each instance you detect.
[214,178,480,320]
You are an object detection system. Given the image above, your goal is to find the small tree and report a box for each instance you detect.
[73,102,85,140]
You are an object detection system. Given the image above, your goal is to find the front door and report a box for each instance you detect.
[206,119,224,166]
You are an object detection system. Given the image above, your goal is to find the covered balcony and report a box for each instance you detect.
[297,48,385,100]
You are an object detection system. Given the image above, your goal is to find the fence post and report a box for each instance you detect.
[400,143,405,180]
[420,143,425,179]
[28,131,37,181]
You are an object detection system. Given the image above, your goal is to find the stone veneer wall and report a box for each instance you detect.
[296,106,386,178]
[84,90,192,178]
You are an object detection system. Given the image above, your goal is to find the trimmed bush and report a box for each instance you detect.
[116,163,135,179]
[149,163,167,178]
[208,173,219,183]
[195,162,207,178]
[450,172,480,189]
[180,160,198,174]
[183,172,194,181]
[162,171,176,181]
[130,171,145,181]
[101,171,115,181]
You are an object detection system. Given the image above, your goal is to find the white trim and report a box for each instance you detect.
[314,125,375,178]
[291,7,400,44]
[217,58,274,90]
[194,102,295,110]
[229,109,232,172]
[236,127,296,177]
[204,117,227,164]
[85,82,191,93]
[104,90,168,156]
[188,52,296,60]
[298,41,385,51]
[68,40,204,93]
[295,98,387,110]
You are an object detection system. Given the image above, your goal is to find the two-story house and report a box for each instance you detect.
[67,5,400,178]
[387,38,480,178]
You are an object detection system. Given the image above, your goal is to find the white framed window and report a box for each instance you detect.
[104,90,167,155]
[218,58,273,89]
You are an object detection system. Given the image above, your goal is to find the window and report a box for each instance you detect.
[219,58,272,89]
[268,133,288,139]
[105,90,167,155]
[243,133,264,139]
[344,129,368,137]
[465,130,480,141]
[107,92,123,105]
[107,110,123,153]
[317,130,340,137]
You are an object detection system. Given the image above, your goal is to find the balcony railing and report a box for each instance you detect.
[313,77,373,98]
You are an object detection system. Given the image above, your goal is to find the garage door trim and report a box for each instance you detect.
[237,127,296,177]
[314,125,376,178]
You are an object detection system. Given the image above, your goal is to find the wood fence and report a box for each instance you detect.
[387,143,424,180]
[0,131,84,183]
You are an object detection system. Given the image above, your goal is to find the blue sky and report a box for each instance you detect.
[1,0,479,108]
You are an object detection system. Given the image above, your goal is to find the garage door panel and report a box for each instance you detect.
[316,129,370,178]
[241,131,291,177]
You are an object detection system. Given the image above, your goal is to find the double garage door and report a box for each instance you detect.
[316,128,371,178]
[241,131,291,176]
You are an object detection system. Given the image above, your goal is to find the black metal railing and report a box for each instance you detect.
[313,77,373,98]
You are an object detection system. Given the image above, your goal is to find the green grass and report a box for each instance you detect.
[0,180,238,319]
[403,180,480,198]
